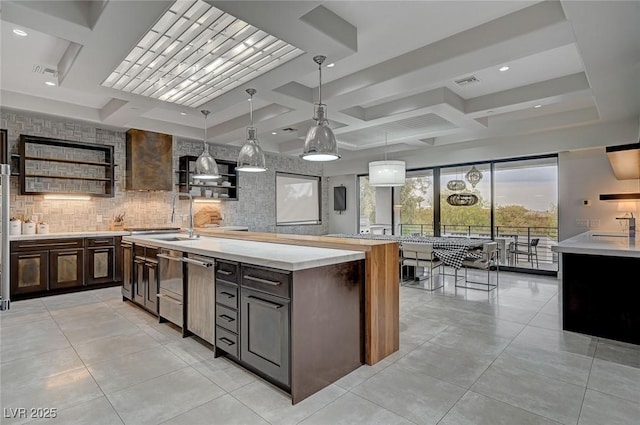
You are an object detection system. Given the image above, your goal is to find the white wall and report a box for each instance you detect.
[559,148,640,240]
[375,187,393,227]
[327,174,358,234]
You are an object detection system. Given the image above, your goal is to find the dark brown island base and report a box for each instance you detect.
[553,231,640,345]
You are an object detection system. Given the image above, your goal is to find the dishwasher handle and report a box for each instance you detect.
[157,253,183,262]
[183,257,214,268]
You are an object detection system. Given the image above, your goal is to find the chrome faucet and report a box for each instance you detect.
[171,192,199,239]
[616,213,636,239]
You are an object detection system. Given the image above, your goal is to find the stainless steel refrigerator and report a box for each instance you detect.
[1,162,10,310]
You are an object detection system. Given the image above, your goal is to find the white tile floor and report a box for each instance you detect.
[1,271,639,425]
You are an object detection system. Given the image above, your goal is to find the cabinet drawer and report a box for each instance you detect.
[216,259,239,284]
[241,265,291,299]
[11,238,84,252]
[158,289,183,327]
[216,326,238,358]
[216,281,238,309]
[86,237,115,247]
[216,304,238,334]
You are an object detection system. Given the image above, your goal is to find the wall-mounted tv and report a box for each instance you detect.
[334,186,347,211]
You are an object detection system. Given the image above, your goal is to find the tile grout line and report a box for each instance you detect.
[42,295,127,425]
[576,339,598,425]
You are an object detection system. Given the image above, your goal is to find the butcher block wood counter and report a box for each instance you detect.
[194,228,400,365]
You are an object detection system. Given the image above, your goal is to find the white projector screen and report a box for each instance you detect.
[276,173,321,225]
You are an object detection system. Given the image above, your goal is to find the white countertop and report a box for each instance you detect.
[123,233,365,271]
[9,231,130,241]
[552,231,640,258]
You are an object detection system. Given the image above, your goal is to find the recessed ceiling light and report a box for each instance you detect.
[534,104,542,108]
[272,132,277,135]
[45,81,56,86]
[180,112,187,116]
[326,63,335,68]
[13,29,27,37]
[499,66,510,72]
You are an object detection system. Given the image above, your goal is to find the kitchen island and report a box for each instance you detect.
[193,228,400,366]
[123,233,366,404]
[552,231,640,345]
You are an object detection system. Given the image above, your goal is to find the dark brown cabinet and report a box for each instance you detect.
[10,236,123,300]
[121,241,133,299]
[132,245,159,315]
[10,238,84,296]
[49,248,84,289]
[86,237,116,285]
[215,259,240,358]
[239,264,291,388]
[10,251,49,295]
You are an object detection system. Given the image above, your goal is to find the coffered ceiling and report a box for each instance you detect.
[1,1,639,166]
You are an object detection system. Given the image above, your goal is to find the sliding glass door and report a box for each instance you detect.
[397,171,434,236]
[439,164,491,238]
[494,157,558,271]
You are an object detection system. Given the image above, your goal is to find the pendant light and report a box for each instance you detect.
[301,55,340,161]
[368,132,405,187]
[465,165,483,188]
[193,110,220,179]
[237,88,267,172]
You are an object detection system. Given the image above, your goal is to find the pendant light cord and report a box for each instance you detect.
[313,55,326,105]
[201,110,210,152]
[318,61,322,104]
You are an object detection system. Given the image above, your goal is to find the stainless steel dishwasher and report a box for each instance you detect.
[185,254,216,345]
[157,248,185,328]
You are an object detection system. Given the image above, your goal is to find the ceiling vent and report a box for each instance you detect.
[32,65,58,77]
[454,75,479,86]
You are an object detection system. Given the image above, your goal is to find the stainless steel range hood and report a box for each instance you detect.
[599,142,640,202]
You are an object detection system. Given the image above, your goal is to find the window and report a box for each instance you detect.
[276,173,321,225]
[398,171,434,236]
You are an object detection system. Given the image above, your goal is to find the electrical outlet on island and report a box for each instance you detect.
[588,219,600,229]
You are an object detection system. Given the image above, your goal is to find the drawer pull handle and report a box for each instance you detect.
[157,253,183,262]
[247,295,282,309]
[244,275,281,286]
[92,240,112,244]
[219,314,235,322]
[184,257,213,268]
[220,291,235,298]
[217,270,232,276]
[219,337,235,346]
[19,242,79,249]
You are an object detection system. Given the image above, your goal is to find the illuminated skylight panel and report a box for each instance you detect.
[102,0,303,107]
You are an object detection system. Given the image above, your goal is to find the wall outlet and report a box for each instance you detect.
[589,219,600,229]
[576,219,588,227]
[97,215,103,223]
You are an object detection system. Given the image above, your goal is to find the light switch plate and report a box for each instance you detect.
[589,219,600,229]
[576,219,588,227]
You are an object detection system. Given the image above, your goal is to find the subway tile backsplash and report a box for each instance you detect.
[2,110,329,235]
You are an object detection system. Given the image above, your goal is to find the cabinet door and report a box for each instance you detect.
[145,260,159,314]
[86,246,115,285]
[121,244,133,299]
[187,263,215,344]
[241,289,290,387]
[50,249,84,289]
[133,257,146,305]
[10,252,48,295]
